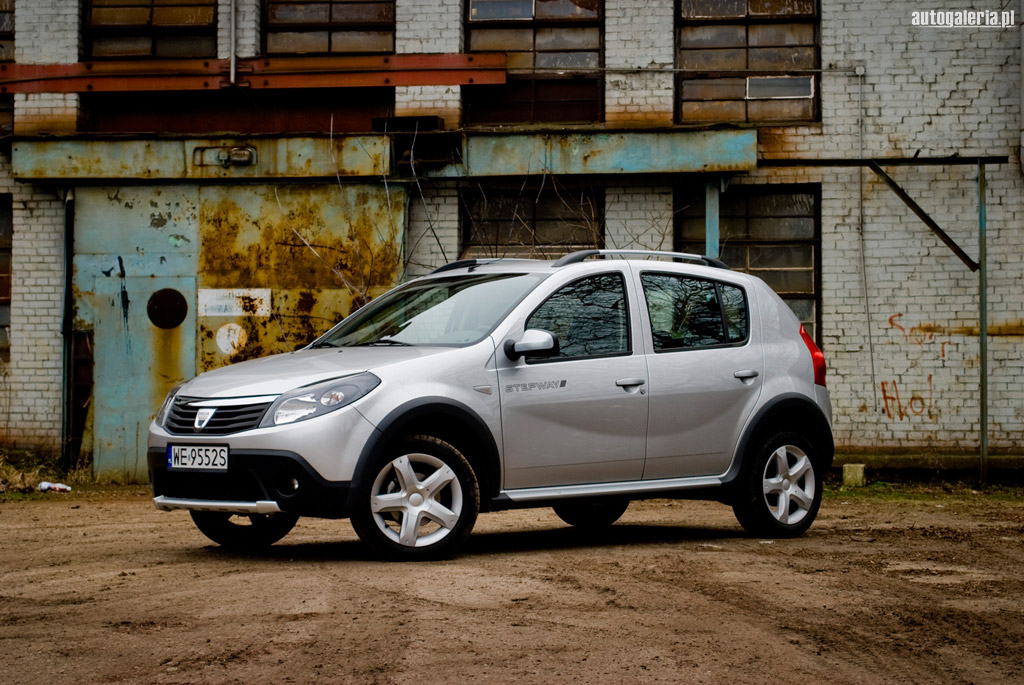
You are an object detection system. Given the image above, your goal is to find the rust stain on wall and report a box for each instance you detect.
[196,184,405,370]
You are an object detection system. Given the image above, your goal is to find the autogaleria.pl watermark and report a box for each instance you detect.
[911,10,1015,27]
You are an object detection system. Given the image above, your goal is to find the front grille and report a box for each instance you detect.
[165,397,272,435]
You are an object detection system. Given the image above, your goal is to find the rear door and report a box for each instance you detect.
[635,269,763,479]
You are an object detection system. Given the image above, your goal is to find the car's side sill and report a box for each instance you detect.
[502,476,723,503]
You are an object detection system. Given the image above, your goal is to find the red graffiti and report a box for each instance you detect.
[881,375,935,421]
[887,313,953,359]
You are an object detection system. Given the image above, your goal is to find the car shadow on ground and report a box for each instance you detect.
[172,522,749,564]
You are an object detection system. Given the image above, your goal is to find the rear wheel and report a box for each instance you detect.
[732,432,821,538]
[189,510,298,549]
[553,497,629,530]
[351,435,480,561]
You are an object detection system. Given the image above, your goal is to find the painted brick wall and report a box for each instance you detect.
[1,177,66,449]
[405,183,460,276]
[14,0,81,134]
[604,186,674,251]
[218,0,261,59]
[605,0,675,125]
[395,0,463,127]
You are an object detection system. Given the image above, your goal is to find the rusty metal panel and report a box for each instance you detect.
[12,137,389,180]
[195,183,405,370]
[437,130,758,177]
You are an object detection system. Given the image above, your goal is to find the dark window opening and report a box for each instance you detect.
[82,88,394,134]
[0,0,14,62]
[677,0,819,124]
[85,0,218,59]
[464,0,603,125]
[264,0,395,54]
[0,193,12,363]
[675,184,820,341]
[527,273,630,360]
[461,180,604,259]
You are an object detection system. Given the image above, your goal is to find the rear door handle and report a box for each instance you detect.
[733,370,760,380]
[615,377,646,388]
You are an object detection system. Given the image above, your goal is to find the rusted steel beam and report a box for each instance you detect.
[867,161,979,272]
[0,54,506,94]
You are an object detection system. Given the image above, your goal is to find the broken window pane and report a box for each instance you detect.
[678,25,746,49]
[680,0,745,19]
[536,0,601,20]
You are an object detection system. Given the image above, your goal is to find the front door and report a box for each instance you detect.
[497,272,649,490]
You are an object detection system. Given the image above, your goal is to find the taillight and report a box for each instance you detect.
[800,325,826,387]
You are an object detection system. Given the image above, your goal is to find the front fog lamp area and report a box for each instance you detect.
[261,373,381,427]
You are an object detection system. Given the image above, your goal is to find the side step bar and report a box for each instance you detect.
[153,496,282,515]
[503,476,722,503]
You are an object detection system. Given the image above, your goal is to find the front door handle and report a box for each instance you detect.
[733,369,760,380]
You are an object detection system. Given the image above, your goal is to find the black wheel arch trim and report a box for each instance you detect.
[723,393,835,486]
[352,397,501,507]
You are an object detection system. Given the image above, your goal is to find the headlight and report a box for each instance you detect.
[155,383,184,427]
[260,373,381,427]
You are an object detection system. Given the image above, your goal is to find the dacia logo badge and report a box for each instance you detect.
[194,408,216,432]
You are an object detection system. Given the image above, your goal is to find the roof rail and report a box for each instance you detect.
[551,249,729,269]
[428,257,539,275]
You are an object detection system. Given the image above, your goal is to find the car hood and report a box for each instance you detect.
[179,346,457,398]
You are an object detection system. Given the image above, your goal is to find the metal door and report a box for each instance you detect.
[92,276,195,482]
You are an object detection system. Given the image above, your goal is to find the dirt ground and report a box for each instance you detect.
[1,485,1022,684]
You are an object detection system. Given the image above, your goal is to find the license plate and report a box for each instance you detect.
[167,445,229,472]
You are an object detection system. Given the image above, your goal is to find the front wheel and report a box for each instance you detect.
[351,435,480,561]
[189,510,298,549]
[732,432,822,538]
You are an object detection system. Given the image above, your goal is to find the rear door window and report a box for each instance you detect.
[640,273,749,351]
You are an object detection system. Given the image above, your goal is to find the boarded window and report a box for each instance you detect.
[264,0,395,54]
[0,193,12,362]
[464,0,603,124]
[461,182,603,259]
[675,184,820,341]
[85,0,217,58]
[678,0,818,124]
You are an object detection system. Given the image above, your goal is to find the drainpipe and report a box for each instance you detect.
[61,188,75,471]
[229,0,237,85]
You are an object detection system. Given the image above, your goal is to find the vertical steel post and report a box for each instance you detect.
[978,162,989,483]
[705,179,720,258]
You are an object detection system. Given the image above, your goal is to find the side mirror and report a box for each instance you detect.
[504,329,559,361]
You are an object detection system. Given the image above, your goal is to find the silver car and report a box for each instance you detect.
[148,249,833,560]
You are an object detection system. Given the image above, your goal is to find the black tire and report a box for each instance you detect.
[350,435,480,561]
[553,497,629,530]
[189,510,298,549]
[732,431,822,538]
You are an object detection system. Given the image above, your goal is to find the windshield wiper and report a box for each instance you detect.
[355,338,414,347]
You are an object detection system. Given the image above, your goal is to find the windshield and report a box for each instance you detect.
[313,272,545,348]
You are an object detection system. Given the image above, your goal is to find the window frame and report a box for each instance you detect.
[675,0,821,125]
[262,0,397,56]
[463,0,605,125]
[639,271,750,353]
[83,0,219,60]
[524,271,632,363]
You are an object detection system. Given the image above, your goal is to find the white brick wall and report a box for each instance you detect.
[395,0,463,127]
[14,0,81,134]
[605,0,675,125]
[604,186,674,251]
[218,0,261,59]
[405,183,460,276]
[0,173,66,449]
